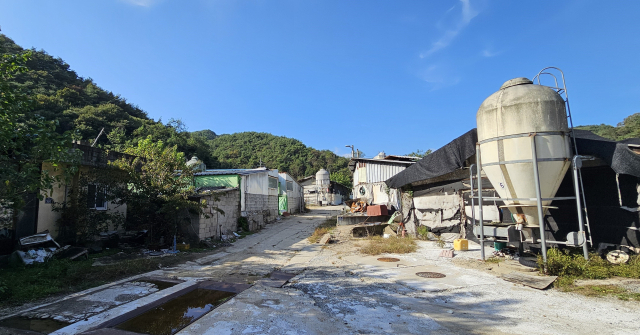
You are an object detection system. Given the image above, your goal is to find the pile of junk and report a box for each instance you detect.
[5,229,149,266]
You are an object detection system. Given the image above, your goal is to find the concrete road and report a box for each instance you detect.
[3,206,640,335]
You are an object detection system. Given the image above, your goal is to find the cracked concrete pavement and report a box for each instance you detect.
[3,206,640,334]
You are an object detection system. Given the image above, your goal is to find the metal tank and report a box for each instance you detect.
[316,168,330,187]
[476,77,572,227]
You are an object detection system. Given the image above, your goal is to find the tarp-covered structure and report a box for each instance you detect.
[385,128,640,248]
[386,128,640,189]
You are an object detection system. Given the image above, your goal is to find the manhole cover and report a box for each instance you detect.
[377,257,400,262]
[416,272,446,278]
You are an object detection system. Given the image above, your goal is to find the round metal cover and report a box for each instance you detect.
[416,272,446,278]
[377,257,400,262]
[500,77,533,89]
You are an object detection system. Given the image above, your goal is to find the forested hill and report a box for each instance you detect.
[208,132,350,180]
[1,34,350,182]
[576,113,640,141]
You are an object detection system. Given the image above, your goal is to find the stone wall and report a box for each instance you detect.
[189,189,240,240]
[242,193,278,231]
[288,196,300,214]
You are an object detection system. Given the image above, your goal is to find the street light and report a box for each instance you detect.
[345,145,355,158]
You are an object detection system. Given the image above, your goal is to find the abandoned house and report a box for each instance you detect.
[299,168,351,206]
[348,153,418,211]
[0,142,132,253]
[190,167,281,240]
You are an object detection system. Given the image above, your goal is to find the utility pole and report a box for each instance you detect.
[345,145,355,158]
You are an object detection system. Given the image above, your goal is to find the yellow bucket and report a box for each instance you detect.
[453,239,468,251]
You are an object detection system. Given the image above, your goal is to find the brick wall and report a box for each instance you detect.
[241,193,279,230]
[287,196,300,214]
[189,189,240,240]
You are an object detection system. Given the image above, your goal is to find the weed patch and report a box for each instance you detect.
[0,248,213,308]
[308,228,329,243]
[541,248,640,301]
[360,236,417,255]
[308,218,336,243]
[485,257,504,264]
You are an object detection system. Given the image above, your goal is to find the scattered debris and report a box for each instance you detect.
[606,250,629,264]
[349,200,368,213]
[493,246,520,260]
[19,232,60,249]
[56,246,88,261]
[501,272,557,290]
[439,249,454,258]
[319,233,331,245]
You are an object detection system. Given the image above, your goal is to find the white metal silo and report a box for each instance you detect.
[476,77,572,227]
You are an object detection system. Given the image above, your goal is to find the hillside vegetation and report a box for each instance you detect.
[577,113,640,141]
[0,34,350,182]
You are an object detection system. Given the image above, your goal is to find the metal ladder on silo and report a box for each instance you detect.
[533,67,593,257]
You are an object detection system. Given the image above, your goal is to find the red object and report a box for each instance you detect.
[282,212,291,217]
[366,205,388,216]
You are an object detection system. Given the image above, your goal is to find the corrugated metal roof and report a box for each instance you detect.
[348,157,415,172]
[194,168,270,176]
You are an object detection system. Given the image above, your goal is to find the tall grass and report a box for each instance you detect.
[360,236,417,255]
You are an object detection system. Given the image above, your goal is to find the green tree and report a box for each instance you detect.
[406,149,432,158]
[110,136,210,242]
[330,169,353,189]
[0,51,79,219]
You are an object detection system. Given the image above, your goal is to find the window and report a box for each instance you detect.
[268,177,278,189]
[87,184,107,210]
[286,181,293,191]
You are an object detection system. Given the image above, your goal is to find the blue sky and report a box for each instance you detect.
[1,0,639,158]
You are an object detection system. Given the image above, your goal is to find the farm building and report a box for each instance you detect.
[348,153,418,211]
[386,128,640,251]
[299,169,351,206]
[278,172,304,214]
[192,168,281,237]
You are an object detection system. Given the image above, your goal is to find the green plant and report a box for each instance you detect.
[417,226,429,240]
[237,217,249,231]
[435,234,446,248]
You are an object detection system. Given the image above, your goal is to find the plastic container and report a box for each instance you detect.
[494,242,507,251]
[453,239,468,251]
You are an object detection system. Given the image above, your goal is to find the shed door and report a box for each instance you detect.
[278,195,288,213]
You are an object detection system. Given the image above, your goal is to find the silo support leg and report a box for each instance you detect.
[530,134,548,265]
[572,156,589,260]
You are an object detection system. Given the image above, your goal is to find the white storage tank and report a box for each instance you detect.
[316,168,330,188]
[476,77,572,226]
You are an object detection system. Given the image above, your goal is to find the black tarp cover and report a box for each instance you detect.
[385,128,640,189]
[385,128,477,189]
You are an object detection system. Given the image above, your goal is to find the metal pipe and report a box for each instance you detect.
[530,134,548,264]
[572,156,589,260]
[469,164,476,228]
[476,145,485,261]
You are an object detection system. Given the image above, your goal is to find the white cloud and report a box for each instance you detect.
[481,48,502,57]
[120,0,160,7]
[420,0,479,58]
[419,63,460,90]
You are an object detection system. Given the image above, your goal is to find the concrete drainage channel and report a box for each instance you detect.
[0,271,296,335]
